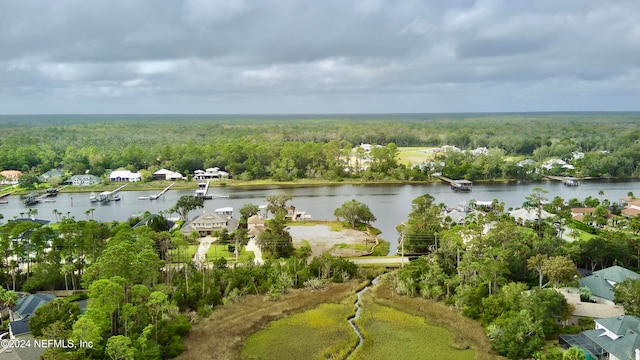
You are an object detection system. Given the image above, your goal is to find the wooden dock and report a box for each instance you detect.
[94,184,127,202]
[543,175,580,186]
[139,182,175,200]
[438,176,473,191]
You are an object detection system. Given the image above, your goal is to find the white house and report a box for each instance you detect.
[193,167,229,180]
[109,170,141,182]
[152,168,184,181]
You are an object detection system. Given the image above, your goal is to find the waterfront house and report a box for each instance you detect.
[109,170,141,182]
[152,168,184,181]
[560,315,640,360]
[180,212,235,236]
[193,167,229,180]
[542,158,575,171]
[508,208,554,224]
[0,170,22,185]
[66,174,102,186]
[571,208,596,221]
[620,197,640,218]
[38,169,64,184]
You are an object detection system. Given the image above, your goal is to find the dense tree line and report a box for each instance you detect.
[395,192,640,359]
[3,113,640,182]
[0,194,362,359]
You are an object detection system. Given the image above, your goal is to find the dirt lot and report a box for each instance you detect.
[289,224,374,257]
[177,280,362,360]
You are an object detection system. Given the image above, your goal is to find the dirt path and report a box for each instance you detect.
[177,281,362,360]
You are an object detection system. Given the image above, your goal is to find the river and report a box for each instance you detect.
[2,179,640,255]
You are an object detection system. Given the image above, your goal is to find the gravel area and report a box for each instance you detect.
[289,224,374,257]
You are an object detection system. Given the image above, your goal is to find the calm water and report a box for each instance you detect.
[2,180,640,254]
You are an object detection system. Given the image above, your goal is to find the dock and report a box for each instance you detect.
[91,184,127,203]
[139,182,175,200]
[438,176,472,192]
[544,175,580,186]
[195,181,229,200]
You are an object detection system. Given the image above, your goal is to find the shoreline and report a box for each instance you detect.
[1,176,636,197]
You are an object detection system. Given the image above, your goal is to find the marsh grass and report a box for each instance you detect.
[367,277,501,360]
[242,301,358,360]
[350,299,476,360]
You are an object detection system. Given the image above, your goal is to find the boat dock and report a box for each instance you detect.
[195,181,229,200]
[139,182,175,200]
[544,175,580,186]
[438,176,473,192]
[91,184,127,203]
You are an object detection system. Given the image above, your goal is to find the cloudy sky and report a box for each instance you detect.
[1,0,639,114]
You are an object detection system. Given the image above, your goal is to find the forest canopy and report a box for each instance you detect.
[2,112,640,181]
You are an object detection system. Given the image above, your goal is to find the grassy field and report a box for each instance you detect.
[351,300,475,360]
[242,302,358,360]
[206,243,254,262]
[178,274,501,360]
[177,280,363,360]
[397,147,437,166]
[367,277,501,360]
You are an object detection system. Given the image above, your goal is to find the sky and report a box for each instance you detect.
[1,0,639,114]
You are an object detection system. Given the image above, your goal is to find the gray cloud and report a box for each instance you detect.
[0,0,639,114]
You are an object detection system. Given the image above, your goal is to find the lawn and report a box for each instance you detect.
[172,243,253,263]
[397,147,437,166]
[206,243,253,263]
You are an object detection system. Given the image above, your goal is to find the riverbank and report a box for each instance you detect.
[5,175,628,197]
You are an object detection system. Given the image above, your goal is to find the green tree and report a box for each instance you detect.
[542,255,578,288]
[239,203,260,227]
[400,194,443,254]
[0,288,18,321]
[333,199,376,229]
[526,187,549,237]
[171,195,204,221]
[487,310,545,360]
[82,229,162,287]
[614,278,640,317]
[563,347,586,360]
[105,335,135,360]
[528,254,550,288]
[522,288,572,334]
[265,193,293,217]
[18,173,40,190]
[257,212,294,258]
[71,316,103,357]
[29,298,81,337]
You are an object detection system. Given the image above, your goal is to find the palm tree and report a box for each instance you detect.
[599,190,605,202]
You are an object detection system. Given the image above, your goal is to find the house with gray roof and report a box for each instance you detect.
[38,169,64,184]
[180,212,237,236]
[8,293,55,338]
[560,315,640,360]
[66,174,102,186]
[579,266,640,305]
